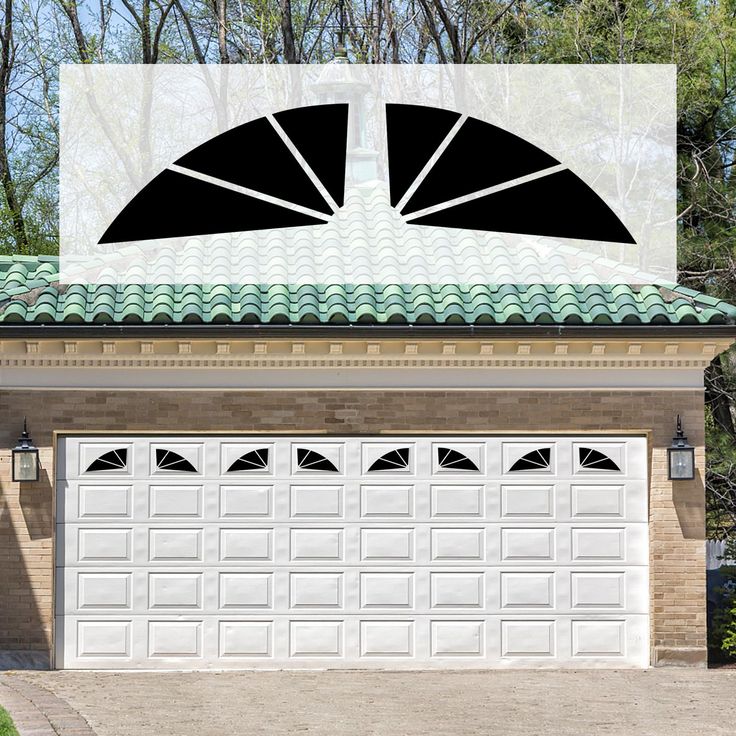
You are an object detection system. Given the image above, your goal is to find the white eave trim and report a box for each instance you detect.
[0,337,726,390]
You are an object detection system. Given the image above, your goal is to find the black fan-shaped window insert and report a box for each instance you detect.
[368,448,410,472]
[98,104,348,245]
[389,103,636,245]
[100,101,634,250]
[156,449,197,473]
[437,447,479,472]
[579,447,620,471]
[228,448,269,472]
[297,448,339,472]
[86,448,128,472]
[508,448,551,472]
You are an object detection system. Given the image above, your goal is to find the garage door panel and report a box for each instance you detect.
[56,435,648,669]
[58,613,650,668]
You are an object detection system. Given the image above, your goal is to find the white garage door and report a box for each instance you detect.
[55,435,649,669]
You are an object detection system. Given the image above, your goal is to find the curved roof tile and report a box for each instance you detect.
[0,255,735,327]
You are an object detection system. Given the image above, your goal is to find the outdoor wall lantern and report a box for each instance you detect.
[668,414,695,481]
[12,418,39,482]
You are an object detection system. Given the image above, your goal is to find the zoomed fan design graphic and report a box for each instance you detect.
[386,103,635,245]
[99,102,634,246]
[98,104,349,244]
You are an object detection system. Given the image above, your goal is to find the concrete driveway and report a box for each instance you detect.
[2,669,736,736]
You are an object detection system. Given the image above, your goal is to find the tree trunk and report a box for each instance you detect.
[0,0,29,253]
[57,0,91,62]
[706,358,736,439]
[213,0,229,63]
[280,0,298,63]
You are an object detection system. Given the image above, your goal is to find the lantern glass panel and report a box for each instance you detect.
[668,447,694,480]
[13,449,39,481]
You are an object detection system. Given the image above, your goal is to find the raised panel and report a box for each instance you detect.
[501,528,554,560]
[572,528,625,560]
[571,572,625,608]
[148,529,201,561]
[219,621,272,657]
[501,486,554,518]
[571,485,624,518]
[219,485,272,518]
[290,485,343,518]
[431,529,484,561]
[360,621,413,657]
[290,529,342,561]
[149,621,201,657]
[78,574,130,609]
[500,572,554,608]
[572,620,625,656]
[361,529,414,561]
[78,528,131,561]
[501,620,555,657]
[77,621,130,657]
[290,573,343,608]
[219,573,272,609]
[431,485,484,518]
[431,573,484,609]
[290,621,343,657]
[360,573,414,609]
[220,529,272,561]
[360,485,413,518]
[431,621,483,657]
[78,485,131,518]
[149,485,201,518]
[148,573,201,609]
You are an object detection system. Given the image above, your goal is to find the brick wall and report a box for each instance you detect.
[0,389,706,667]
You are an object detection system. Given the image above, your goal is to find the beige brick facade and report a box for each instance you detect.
[0,388,706,667]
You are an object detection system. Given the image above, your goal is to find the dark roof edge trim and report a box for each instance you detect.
[2,323,736,339]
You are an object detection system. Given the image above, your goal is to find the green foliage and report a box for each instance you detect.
[710,564,736,661]
[0,706,19,736]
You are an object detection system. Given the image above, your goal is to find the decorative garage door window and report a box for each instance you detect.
[155,449,197,473]
[508,447,551,472]
[56,435,648,669]
[227,448,270,473]
[367,448,411,472]
[85,448,128,473]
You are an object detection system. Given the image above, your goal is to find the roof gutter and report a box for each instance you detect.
[1,323,736,340]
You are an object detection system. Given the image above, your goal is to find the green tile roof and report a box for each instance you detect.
[1,255,735,327]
